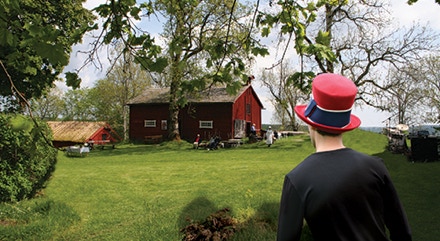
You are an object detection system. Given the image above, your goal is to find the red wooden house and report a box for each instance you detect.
[47,121,120,148]
[127,84,264,142]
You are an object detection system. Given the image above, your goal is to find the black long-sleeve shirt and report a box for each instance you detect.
[277,148,412,241]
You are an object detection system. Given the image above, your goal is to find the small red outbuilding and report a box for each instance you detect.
[47,121,120,148]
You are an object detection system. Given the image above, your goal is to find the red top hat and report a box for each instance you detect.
[294,73,361,134]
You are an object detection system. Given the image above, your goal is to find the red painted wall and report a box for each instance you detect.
[88,126,119,145]
[180,103,233,141]
[129,104,169,141]
[128,86,263,142]
[232,87,262,135]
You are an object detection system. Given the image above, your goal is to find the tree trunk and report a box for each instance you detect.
[168,50,183,141]
[123,105,128,141]
[168,79,181,141]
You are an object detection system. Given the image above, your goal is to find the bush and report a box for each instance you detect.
[0,114,57,202]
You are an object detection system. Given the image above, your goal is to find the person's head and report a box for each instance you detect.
[294,73,361,136]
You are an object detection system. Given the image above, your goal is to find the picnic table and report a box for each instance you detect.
[66,146,90,157]
[224,139,243,148]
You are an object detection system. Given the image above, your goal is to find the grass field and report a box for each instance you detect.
[1,129,439,240]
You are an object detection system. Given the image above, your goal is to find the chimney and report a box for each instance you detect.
[247,75,255,85]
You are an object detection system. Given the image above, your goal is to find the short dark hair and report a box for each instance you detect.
[316,129,341,137]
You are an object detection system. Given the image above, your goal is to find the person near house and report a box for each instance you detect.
[277,73,412,241]
[266,126,274,147]
[207,135,221,150]
[250,123,257,136]
[193,134,202,149]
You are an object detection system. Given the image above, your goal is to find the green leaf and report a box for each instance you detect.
[251,47,269,57]
[286,72,315,92]
[149,57,168,73]
[65,72,81,89]
[315,30,330,46]
[130,6,141,20]
[262,27,270,37]
[206,58,213,68]
[34,43,68,66]
[0,28,15,46]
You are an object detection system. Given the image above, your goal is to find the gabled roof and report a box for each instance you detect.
[47,121,109,143]
[127,84,264,108]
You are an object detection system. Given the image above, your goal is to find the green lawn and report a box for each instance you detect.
[1,129,439,240]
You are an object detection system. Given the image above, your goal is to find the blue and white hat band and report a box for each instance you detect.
[304,99,352,128]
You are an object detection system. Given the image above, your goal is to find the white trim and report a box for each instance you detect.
[310,94,353,112]
[144,120,156,127]
[199,120,213,129]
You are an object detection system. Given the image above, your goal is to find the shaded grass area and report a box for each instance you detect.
[1,129,439,240]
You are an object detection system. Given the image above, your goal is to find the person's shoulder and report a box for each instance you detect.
[286,154,316,175]
[345,148,386,167]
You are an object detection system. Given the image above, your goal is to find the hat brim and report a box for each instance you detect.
[294,105,361,134]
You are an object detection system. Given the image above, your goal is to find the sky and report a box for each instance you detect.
[62,0,440,127]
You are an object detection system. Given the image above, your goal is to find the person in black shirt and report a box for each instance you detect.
[277,73,412,241]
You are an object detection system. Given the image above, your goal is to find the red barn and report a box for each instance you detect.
[127,84,264,142]
[47,121,120,148]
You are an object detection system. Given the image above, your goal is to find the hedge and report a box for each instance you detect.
[0,114,57,202]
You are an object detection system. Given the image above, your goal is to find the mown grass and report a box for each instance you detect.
[1,129,439,240]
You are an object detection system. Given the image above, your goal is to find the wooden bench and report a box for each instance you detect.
[87,140,115,149]
[144,135,163,144]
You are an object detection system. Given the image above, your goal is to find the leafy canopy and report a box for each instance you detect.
[0,0,95,106]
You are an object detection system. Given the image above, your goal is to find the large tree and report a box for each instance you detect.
[257,0,439,113]
[382,66,426,125]
[0,0,95,203]
[61,88,95,121]
[89,51,152,140]
[90,0,267,140]
[155,0,266,140]
[399,55,440,124]
[418,55,440,123]
[0,0,95,111]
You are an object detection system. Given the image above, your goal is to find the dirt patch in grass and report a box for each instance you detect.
[180,208,238,241]
[0,219,19,226]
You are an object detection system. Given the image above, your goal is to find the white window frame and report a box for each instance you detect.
[199,120,213,129]
[144,120,156,127]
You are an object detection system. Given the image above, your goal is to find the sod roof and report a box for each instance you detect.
[47,121,108,143]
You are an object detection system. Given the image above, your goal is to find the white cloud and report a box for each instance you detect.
[83,0,106,10]
[391,0,440,30]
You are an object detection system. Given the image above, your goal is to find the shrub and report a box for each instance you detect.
[0,114,57,202]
